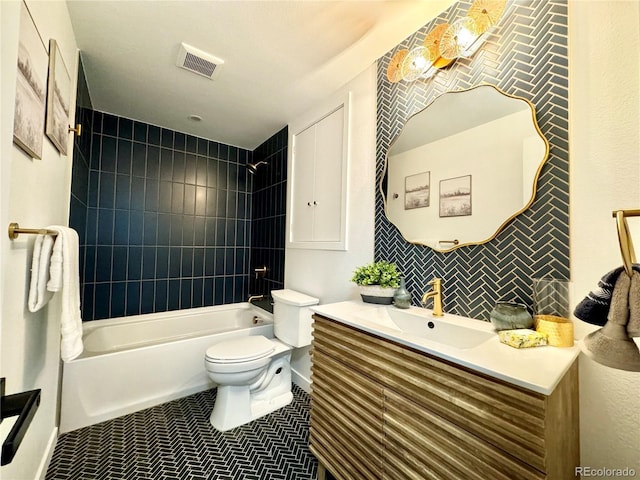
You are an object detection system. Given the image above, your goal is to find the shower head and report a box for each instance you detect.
[246,161,268,175]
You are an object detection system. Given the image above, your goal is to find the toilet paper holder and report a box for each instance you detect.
[1,378,41,466]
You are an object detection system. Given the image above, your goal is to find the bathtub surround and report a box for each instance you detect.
[69,109,254,320]
[250,127,287,298]
[59,304,272,433]
[375,0,570,320]
[69,55,93,297]
[48,385,318,480]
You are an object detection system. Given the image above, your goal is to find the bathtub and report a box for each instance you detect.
[59,303,273,433]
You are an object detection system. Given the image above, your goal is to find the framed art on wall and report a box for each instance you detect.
[45,39,71,155]
[404,171,430,210]
[13,1,48,160]
[439,175,472,217]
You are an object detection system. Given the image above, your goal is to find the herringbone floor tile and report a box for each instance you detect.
[46,385,318,480]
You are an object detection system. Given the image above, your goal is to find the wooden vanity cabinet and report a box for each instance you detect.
[310,314,579,480]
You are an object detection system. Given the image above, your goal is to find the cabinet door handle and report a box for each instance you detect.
[307,201,318,206]
[313,201,317,206]
[307,201,312,206]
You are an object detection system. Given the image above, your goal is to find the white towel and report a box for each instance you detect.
[28,234,55,312]
[46,226,83,361]
[47,233,63,292]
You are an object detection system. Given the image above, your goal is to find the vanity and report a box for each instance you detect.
[309,302,580,480]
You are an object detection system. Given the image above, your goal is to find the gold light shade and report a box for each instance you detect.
[400,46,431,82]
[467,0,507,35]
[439,17,480,60]
[387,49,408,83]
[423,23,454,69]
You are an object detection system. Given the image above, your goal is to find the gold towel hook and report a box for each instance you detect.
[614,210,637,276]
[68,124,82,137]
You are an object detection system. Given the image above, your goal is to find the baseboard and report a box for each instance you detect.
[291,367,311,393]
[36,427,58,480]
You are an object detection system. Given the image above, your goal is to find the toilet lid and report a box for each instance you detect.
[205,335,275,363]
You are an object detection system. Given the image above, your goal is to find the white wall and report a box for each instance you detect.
[285,65,377,390]
[569,0,640,475]
[0,1,78,478]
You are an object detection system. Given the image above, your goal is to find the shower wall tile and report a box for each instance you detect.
[250,127,288,301]
[72,110,253,320]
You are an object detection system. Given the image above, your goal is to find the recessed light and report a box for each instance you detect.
[188,114,203,122]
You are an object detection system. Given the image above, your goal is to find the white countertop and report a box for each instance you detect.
[311,300,580,396]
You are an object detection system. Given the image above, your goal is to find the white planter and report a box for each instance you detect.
[358,285,397,305]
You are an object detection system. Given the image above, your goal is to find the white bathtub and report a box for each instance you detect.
[59,303,273,433]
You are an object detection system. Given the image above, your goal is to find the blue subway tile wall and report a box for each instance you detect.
[70,110,253,320]
[250,127,288,300]
[375,0,570,320]
[70,56,93,296]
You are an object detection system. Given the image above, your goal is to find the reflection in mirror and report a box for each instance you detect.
[381,85,549,252]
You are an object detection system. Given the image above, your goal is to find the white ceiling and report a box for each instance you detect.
[66,0,454,150]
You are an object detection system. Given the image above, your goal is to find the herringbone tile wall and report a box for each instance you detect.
[376,0,570,320]
[46,385,318,480]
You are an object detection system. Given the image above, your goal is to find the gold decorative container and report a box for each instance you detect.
[534,315,574,347]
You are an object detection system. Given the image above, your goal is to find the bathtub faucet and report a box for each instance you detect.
[247,295,264,305]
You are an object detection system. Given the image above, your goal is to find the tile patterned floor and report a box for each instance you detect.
[46,385,319,480]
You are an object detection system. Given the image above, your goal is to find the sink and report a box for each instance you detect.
[386,308,494,349]
[371,307,494,350]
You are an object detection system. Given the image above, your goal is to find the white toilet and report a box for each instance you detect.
[204,289,319,431]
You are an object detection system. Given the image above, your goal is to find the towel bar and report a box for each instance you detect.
[7,222,58,240]
[613,209,639,276]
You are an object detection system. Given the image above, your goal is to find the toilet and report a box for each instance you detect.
[204,289,319,431]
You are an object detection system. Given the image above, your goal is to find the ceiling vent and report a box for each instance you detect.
[176,42,224,80]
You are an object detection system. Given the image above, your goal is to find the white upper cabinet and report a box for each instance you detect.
[288,94,350,250]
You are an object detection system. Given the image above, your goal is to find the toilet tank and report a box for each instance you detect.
[271,289,319,347]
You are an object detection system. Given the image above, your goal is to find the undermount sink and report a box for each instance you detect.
[360,306,494,350]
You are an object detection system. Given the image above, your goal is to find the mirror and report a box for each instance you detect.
[381,84,549,252]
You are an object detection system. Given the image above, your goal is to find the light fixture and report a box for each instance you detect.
[386,0,506,84]
[440,17,480,60]
[386,49,408,83]
[400,47,431,81]
[423,23,454,69]
[467,0,507,34]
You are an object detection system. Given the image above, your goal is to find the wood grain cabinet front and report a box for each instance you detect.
[310,314,579,480]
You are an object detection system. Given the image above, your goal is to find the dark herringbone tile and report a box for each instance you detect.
[376,0,570,320]
[46,385,318,480]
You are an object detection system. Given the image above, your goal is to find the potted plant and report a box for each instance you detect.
[351,260,401,304]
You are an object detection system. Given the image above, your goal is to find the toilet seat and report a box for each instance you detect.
[205,335,275,364]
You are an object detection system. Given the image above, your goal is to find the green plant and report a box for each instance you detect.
[351,261,401,288]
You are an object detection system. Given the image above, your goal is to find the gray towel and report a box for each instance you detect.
[582,273,640,372]
[628,270,640,337]
[574,264,640,326]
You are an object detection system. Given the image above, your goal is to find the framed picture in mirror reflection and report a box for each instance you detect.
[440,175,472,217]
[404,171,430,210]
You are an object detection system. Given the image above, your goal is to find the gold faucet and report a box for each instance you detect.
[247,294,264,304]
[421,278,443,316]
